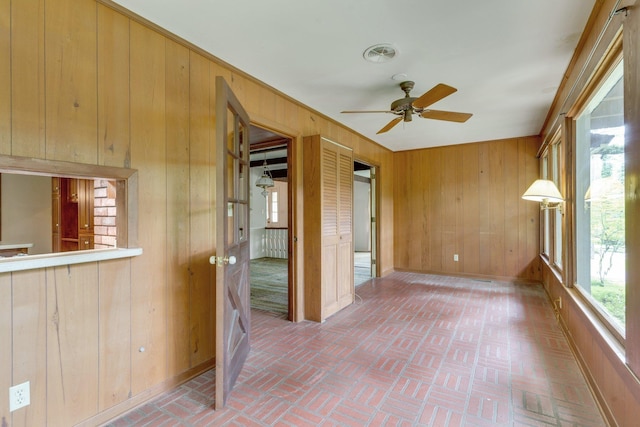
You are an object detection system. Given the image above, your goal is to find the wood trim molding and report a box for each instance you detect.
[0,248,142,273]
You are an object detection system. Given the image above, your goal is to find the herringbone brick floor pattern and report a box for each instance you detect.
[106,272,606,426]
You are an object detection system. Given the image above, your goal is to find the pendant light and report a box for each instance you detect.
[255,156,274,197]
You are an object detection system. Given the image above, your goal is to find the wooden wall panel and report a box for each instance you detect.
[129,21,168,394]
[44,0,98,163]
[302,135,323,321]
[488,140,505,276]
[462,143,480,274]
[98,259,131,411]
[441,145,458,272]
[258,82,277,122]
[0,0,10,154]
[225,71,245,108]
[394,137,541,282]
[453,145,465,274]
[416,150,426,269]
[0,274,11,422]
[97,4,130,168]
[477,142,491,276]
[395,150,423,269]
[520,137,541,279]
[12,270,47,426]
[10,0,45,158]
[187,52,213,367]
[378,151,394,276]
[392,152,408,265]
[276,96,298,132]
[46,264,99,426]
[504,140,520,277]
[428,148,443,271]
[165,39,191,377]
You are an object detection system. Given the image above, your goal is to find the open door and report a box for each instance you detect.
[370,165,378,277]
[211,76,251,409]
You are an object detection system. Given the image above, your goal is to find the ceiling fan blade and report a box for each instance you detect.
[341,110,392,113]
[412,83,457,109]
[376,117,403,134]
[420,109,472,123]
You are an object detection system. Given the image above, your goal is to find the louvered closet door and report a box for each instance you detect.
[336,149,353,310]
[320,139,354,317]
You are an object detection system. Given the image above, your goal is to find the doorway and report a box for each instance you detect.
[353,160,378,285]
[249,125,292,318]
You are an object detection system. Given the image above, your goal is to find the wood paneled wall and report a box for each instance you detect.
[0,0,394,425]
[393,137,541,282]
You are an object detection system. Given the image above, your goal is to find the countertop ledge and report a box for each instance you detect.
[0,248,143,273]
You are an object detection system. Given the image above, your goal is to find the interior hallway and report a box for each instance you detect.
[106,272,604,426]
[354,251,372,286]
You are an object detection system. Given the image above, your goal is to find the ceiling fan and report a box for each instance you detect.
[341,81,472,134]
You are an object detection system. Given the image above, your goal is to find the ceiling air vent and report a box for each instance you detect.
[363,44,398,63]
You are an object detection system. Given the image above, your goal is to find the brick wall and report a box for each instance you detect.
[94,180,117,248]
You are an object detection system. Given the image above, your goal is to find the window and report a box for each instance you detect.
[270,191,279,224]
[540,132,563,272]
[552,141,563,268]
[0,154,140,273]
[575,60,625,333]
[542,154,550,257]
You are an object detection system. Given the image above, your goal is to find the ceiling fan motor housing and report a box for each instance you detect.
[390,97,418,113]
[390,81,419,121]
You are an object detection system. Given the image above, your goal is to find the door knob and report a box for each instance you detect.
[209,255,237,266]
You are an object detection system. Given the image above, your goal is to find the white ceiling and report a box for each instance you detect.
[113,0,596,151]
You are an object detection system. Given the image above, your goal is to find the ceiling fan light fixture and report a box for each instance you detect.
[363,44,398,63]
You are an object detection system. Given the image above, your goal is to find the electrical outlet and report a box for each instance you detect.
[453,254,459,262]
[9,381,30,412]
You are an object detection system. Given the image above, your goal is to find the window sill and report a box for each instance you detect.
[0,247,143,273]
[565,282,626,359]
[540,254,564,285]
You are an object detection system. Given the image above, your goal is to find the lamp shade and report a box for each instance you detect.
[522,179,563,203]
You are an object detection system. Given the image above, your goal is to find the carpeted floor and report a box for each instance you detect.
[250,257,288,315]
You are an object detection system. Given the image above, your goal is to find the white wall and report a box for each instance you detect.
[250,167,290,259]
[250,166,267,259]
[1,174,52,254]
[353,178,371,252]
[266,180,288,228]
